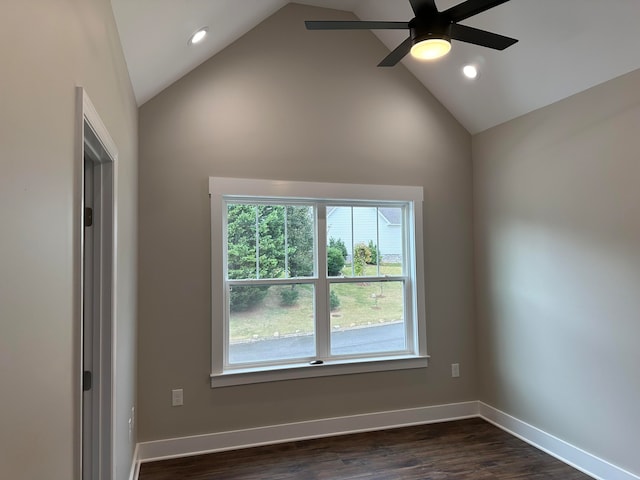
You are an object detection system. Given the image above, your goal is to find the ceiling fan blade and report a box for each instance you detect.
[305,20,409,30]
[378,37,413,67]
[450,24,518,50]
[409,0,439,17]
[443,0,511,22]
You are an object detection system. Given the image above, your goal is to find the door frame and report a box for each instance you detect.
[75,87,118,480]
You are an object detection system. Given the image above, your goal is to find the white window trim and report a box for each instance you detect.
[209,177,428,388]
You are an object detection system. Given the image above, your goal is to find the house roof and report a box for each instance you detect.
[378,208,401,225]
[111,0,640,134]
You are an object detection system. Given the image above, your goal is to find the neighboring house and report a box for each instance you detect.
[327,206,402,262]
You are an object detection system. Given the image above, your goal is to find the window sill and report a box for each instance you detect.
[210,355,430,388]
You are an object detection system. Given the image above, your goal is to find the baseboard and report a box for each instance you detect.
[478,402,639,480]
[137,401,478,462]
[128,444,140,480]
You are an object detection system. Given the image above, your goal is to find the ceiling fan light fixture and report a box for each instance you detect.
[410,36,451,61]
[189,27,208,45]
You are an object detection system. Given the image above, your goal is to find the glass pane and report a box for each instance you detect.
[378,207,404,276]
[286,205,315,277]
[327,206,404,278]
[257,205,286,279]
[228,284,315,364]
[352,206,378,277]
[326,206,352,277]
[228,203,316,280]
[226,204,257,280]
[329,281,405,356]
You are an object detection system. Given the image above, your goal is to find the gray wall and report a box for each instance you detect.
[473,68,640,474]
[0,0,138,479]
[138,4,474,441]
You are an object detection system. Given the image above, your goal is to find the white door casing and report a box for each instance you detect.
[77,87,118,480]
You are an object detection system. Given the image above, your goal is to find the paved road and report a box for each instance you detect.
[229,322,405,364]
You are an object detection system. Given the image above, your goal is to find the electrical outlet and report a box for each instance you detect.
[451,363,460,378]
[172,388,184,406]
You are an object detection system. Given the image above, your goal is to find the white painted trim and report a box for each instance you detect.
[77,87,120,480]
[128,444,140,480]
[478,402,640,480]
[75,85,85,480]
[137,401,478,462]
[211,355,429,387]
[209,177,424,202]
[82,90,119,161]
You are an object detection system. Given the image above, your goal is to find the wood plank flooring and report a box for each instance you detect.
[139,418,593,479]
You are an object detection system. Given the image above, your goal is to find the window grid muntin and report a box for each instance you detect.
[376,207,380,276]
[224,199,317,281]
[326,202,408,278]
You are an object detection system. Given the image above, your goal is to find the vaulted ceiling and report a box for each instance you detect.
[111,0,640,133]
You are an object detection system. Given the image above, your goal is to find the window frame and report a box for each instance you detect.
[210,177,428,387]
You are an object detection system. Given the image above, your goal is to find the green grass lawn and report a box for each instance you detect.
[340,262,403,277]
[229,264,403,343]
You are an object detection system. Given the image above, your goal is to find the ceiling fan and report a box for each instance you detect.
[305,0,518,66]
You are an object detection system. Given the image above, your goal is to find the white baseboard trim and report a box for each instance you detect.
[137,401,478,462]
[128,444,140,480]
[478,402,639,480]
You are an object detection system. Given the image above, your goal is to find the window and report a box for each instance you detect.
[210,178,427,387]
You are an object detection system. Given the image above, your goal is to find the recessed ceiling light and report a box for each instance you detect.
[463,64,478,79]
[189,27,208,45]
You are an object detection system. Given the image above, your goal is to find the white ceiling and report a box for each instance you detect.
[111,0,640,133]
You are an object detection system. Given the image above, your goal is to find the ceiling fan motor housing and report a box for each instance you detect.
[409,18,452,45]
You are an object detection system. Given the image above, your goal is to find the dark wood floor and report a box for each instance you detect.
[139,418,593,480]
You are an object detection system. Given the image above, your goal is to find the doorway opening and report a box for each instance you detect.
[78,88,117,480]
